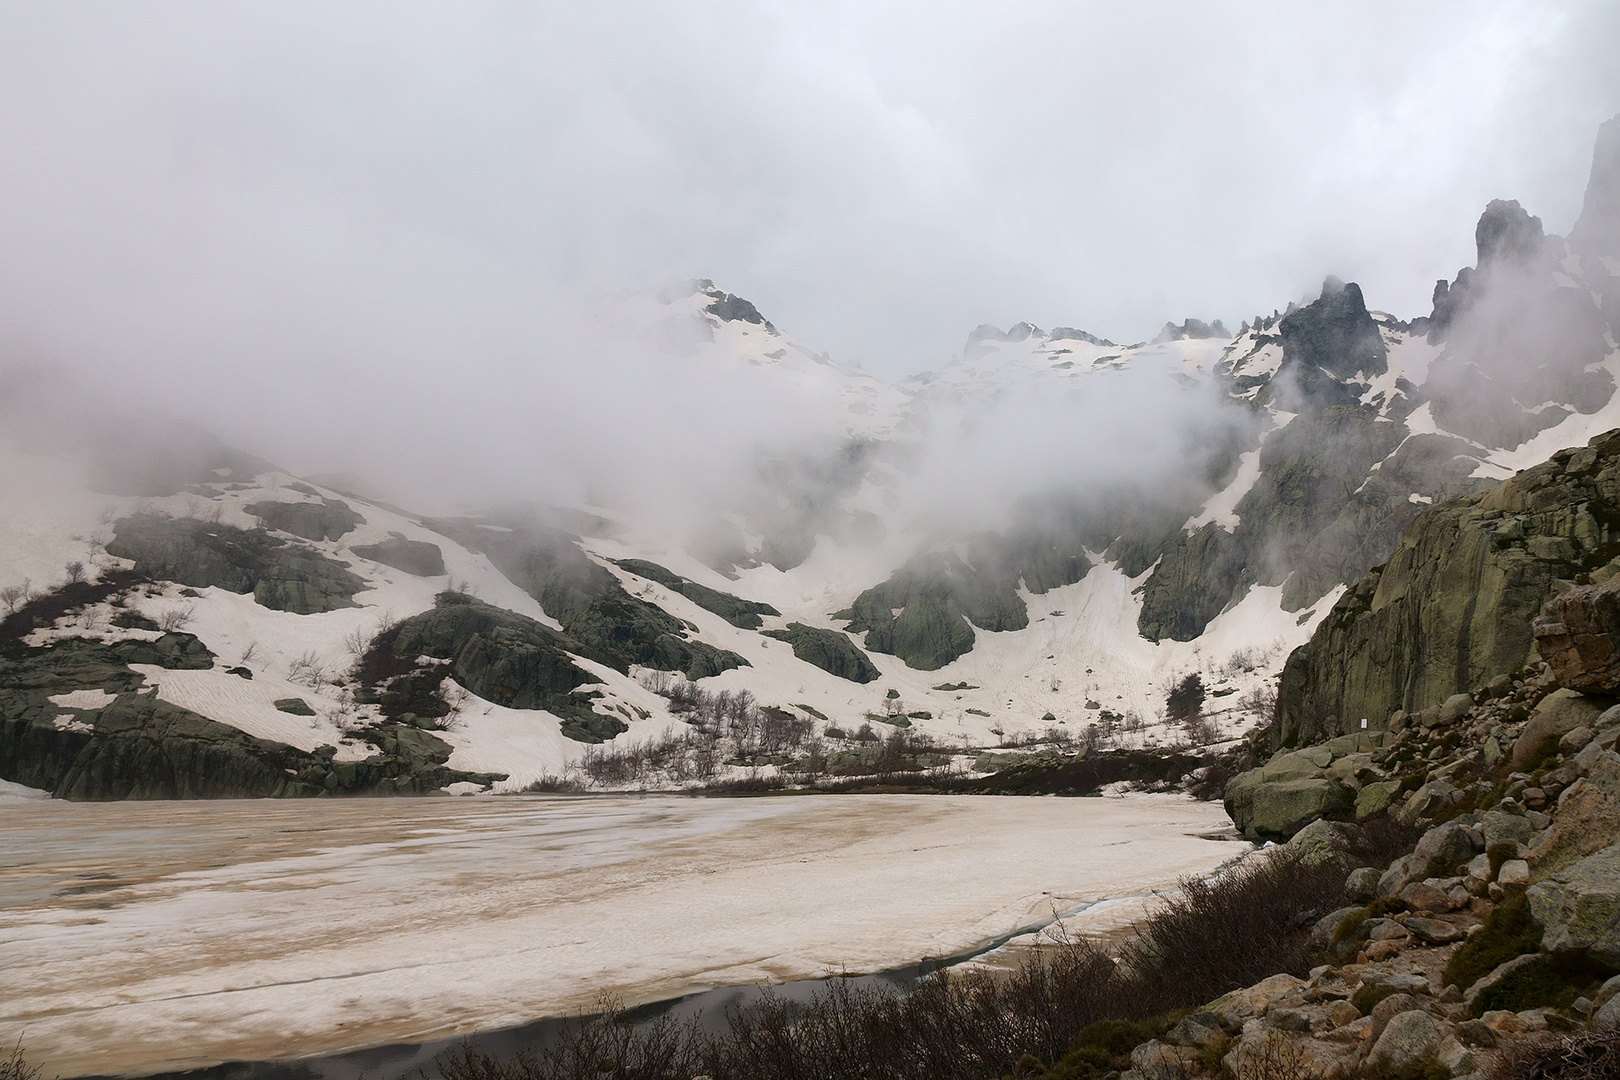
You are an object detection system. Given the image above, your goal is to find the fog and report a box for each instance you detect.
[1,2,1617,537]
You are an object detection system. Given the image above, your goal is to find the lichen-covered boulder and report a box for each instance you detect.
[1367,1010,1438,1073]
[1226,775,1353,841]
[1527,844,1620,972]
[1526,749,1620,872]
[1512,688,1608,770]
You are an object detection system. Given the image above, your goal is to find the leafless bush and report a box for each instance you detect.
[1486,1028,1620,1080]
[240,641,261,666]
[344,624,376,658]
[1238,683,1279,726]
[63,560,86,585]
[1181,712,1222,748]
[287,650,328,688]
[0,582,28,616]
[156,605,195,631]
[522,775,586,794]
[1,1040,44,1080]
[204,500,225,523]
[634,674,814,777]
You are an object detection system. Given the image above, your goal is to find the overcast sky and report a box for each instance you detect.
[1,0,1617,394]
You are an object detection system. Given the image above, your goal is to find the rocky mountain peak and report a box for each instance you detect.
[1152,318,1231,343]
[1570,112,1620,261]
[1475,198,1546,269]
[1277,276,1387,383]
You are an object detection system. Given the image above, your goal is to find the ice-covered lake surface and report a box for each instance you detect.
[0,793,1247,1078]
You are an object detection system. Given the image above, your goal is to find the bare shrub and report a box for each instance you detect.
[631,673,815,782]
[287,650,328,688]
[343,625,376,658]
[1239,683,1279,726]
[63,560,86,585]
[523,775,586,794]
[240,640,261,666]
[1,1040,44,1080]
[1486,1028,1620,1080]
[0,583,27,616]
[156,605,195,631]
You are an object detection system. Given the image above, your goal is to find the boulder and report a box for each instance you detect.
[1534,573,1620,693]
[1308,905,1365,955]
[1356,780,1401,819]
[1527,844,1620,971]
[1464,955,1546,1013]
[1368,994,1425,1042]
[1525,749,1620,872]
[1227,775,1353,841]
[1163,1012,1226,1050]
[1511,688,1607,771]
[1411,821,1483,879]
[1401,880,1454,912]
[350,536,446,577]
[1128,1039,1198,1080]
[1405,916,1467,944]
[1397,780,1462,825]
[1596,994,1620,1031]
[1287,818,1359,866]
[1478,810,1537,849]
[1439,692,1475,724]
[1367,1010,1439,1073]
[1346,867,1382,903]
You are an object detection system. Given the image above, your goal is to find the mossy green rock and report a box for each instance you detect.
[364,592,624,742]
[0,636,499,798]
[350,537,446,577]
[1527,844,1620,972]
[763,622,880,683]
[106,515,365,614]
[1356,780,1402,819]
[429,519,748,680]
[1226,773,1353,841]
[612,558,780,629]
[1278,428,1620,748]
[1512,688,1607,770]
[246,498,364,541]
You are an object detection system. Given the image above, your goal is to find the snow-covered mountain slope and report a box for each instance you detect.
[3,116,1619,800]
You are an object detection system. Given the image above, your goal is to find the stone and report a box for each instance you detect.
[1526,750,1620,872]
[1440,692,1475,725]
[1405,916,1467,944]
[1436,1037,1476,1076]
[1466,954,1552,1013]
[1401,881,1453,913]
[1534,573,1620,694]
[350,536,446,577]
[1367,940,1402,962]
[1328,1001,1360,1028]
[1368,1009,1438,1072]
[1367,993,1424,1041]
[1128,1039,1198,1080]
[1378,855,1415,899]
[1512,688,1607,771]
[1287,818,1359,866]
[1308,906,1365,955]
[1526,844,1620,971]
[1562,726,1596,755]
[1597,973,1620,1008]
[1227,776,1354,841]
[1596,994,1620,1031]
[1497,860,1530,886]
[1346,867,1382,903]
[1163,1012,1225,1049]
[1411,821,1483,879]
[1478,810,1537,849]
[1355,780,1401,820]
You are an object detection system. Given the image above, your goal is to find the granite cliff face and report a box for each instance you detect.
[1277,430,1620,747]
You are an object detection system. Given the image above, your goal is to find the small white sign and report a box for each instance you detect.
[1360,718,1368,729]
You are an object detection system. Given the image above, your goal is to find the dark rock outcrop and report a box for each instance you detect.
[359,592,624,743]
[246,498,364,541]
[763,623,880,683]
[612,558,780,629]
[425,519,748,681]
[845,530,1090,669]
[1278,278,1387,383]
[0,635,497,798]
[106,515,365,614]
[1277,429,1620,747]
[350,536,447,577]
[1534,574,1620,694]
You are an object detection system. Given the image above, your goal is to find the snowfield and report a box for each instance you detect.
[0,792,1247,1077]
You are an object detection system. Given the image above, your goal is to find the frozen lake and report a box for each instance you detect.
[0,793,1247,1077]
